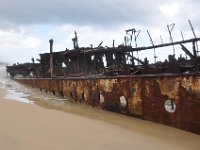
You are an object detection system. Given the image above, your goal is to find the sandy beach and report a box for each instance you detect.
[0,86,200,150]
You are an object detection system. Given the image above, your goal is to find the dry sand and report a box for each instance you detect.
[0,87,199,150]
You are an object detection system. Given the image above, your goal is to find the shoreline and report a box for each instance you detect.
[0,86,199,150]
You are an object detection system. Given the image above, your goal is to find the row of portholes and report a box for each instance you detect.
[100,94,177,113]
[39,89,176,113]
[68,93,127,106]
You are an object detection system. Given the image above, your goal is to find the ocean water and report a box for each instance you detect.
[0,65,74,104]
[0,66,33,104]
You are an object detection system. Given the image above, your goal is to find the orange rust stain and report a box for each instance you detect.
[128,80,143,116]
[76,81,84,100]
[158,77,180,101]
[99,79,116,92]
[182,76,200,100]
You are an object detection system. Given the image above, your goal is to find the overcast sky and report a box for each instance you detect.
[0,0,200,63]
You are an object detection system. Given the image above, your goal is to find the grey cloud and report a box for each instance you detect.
[0,0,166,28]
[0,0,199,33]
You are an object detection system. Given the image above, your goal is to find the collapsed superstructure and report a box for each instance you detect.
[6,22,200,134]
[6,37,200,78]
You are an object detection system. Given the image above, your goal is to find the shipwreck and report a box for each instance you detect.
[6,22,200,134]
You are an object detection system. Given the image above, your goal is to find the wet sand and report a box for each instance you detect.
[0,87,199,150]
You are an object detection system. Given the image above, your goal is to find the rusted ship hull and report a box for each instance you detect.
[7,25,200,134]
[15,74,200,134]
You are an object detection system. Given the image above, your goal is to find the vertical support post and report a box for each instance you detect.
[72,31,79,49]
[113,39,115,48]
[125,28,140,65]
[193,41,197,58]
[147,30,157,63]
[49,39,54,78]
[83,48,87,75]
[167,23,175,56]
[189,20,198,55]
[124,37,127,46]
[192,40,197,69]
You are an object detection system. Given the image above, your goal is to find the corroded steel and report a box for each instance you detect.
[16,74,200,134]
[7,29,200,134]
[7,36,200,79]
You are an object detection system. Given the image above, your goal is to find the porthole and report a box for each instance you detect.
[99,93,104,104]
[120,96,127,107]
[164,99,176,113]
